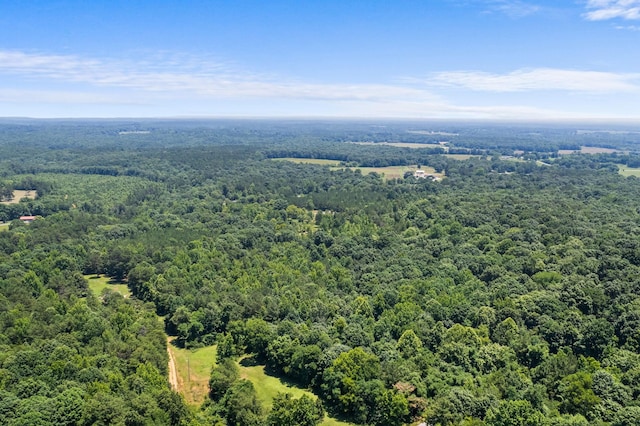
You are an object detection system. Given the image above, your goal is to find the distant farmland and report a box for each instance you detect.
[0,190,37,204]
[273,158,444,180]
[350,141,446,149]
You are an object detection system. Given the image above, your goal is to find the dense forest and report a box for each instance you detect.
[2,119,640,425]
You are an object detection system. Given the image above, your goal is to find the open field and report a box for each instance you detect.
[355,165,442,180]
[559,146,621,155]
[239,362,352,425]
[444,154,483,160]
[273,158,342,166]
[0,189,37,204]
[165,346,352,424]
[407,130,458,136]
[167,341,217,406]
[0,222,8,231]
[274,158,444,181]
[618,165,640,177]
[85,275,131,298]
[239,363,310,409]
[351,142,446,149]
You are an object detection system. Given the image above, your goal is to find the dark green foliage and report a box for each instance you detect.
[485,399,545,426]
[267,393,324,426]
[220,380,264,426]
[209,359,240,401]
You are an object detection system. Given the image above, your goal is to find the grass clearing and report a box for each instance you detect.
[275,158,445,181]
[238,361,353,425]
[0,189,37,205]
[618,164,640,177]
[0,223,8,232]
[353,165,442,180]
[350,142,445,149]
[444,154,483,160]
[168,341,217,406]
[559,146,621,155]
[239,363,310,409]
[85,274,131,298]
[0,189,38,204]
[273,158,342,166]
[166,346,353,425]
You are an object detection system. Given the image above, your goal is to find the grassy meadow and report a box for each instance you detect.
[444,154,483,160]
[238,361,352,425]
[618,165,640,177]
[274,158,444,181]
[356,165,441,180]
[167,342,217,406]
[273,158,342,166]
[166,347,352,424]
[0,189,37,205]
[351,142,445,149]
[85,275,131,298]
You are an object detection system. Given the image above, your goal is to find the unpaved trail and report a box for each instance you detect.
[167,338,179,391]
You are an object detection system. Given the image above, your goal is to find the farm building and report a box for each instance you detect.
[413,170,441,181]
[19,215,36,224]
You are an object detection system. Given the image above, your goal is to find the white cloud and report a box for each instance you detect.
[0,88,144,104]
[424,68,640,92]
[0,50,636,120]
[0,50,443,106]
[489,0,540,17]
[451,1,541,17]
[584,0,640,21]
[615,24,640,29]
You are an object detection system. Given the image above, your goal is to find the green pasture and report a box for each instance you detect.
[165,345,352,424]
[618,164,640,177]
[355,165,440,180]
[274,158,444,181]
[168,341,217,406]
[0,189,37,205]
[85,274,131,298]
[239,362,352,425]
[444,154,483,160]
[273,158,342,166]
[351,142,444,149]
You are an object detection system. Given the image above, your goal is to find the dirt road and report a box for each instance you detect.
[167,338,179,391]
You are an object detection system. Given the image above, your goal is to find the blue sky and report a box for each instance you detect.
[0,0,639,119]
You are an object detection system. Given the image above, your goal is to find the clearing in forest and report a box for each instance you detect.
[273,158,342,166]
[85,275,131,298]
[350,142,446,149]
[166,345,351,424]
[559,146,621,155]
[274,158,444,181]
[618,164,640,177]
[444,154,483,160]
[0,189,37,204]
[356,165,442,180]
[238,360,353,425]
[167,341,217,406]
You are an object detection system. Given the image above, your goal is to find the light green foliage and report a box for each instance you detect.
[485,400,545,426]
[557,371,601,417]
